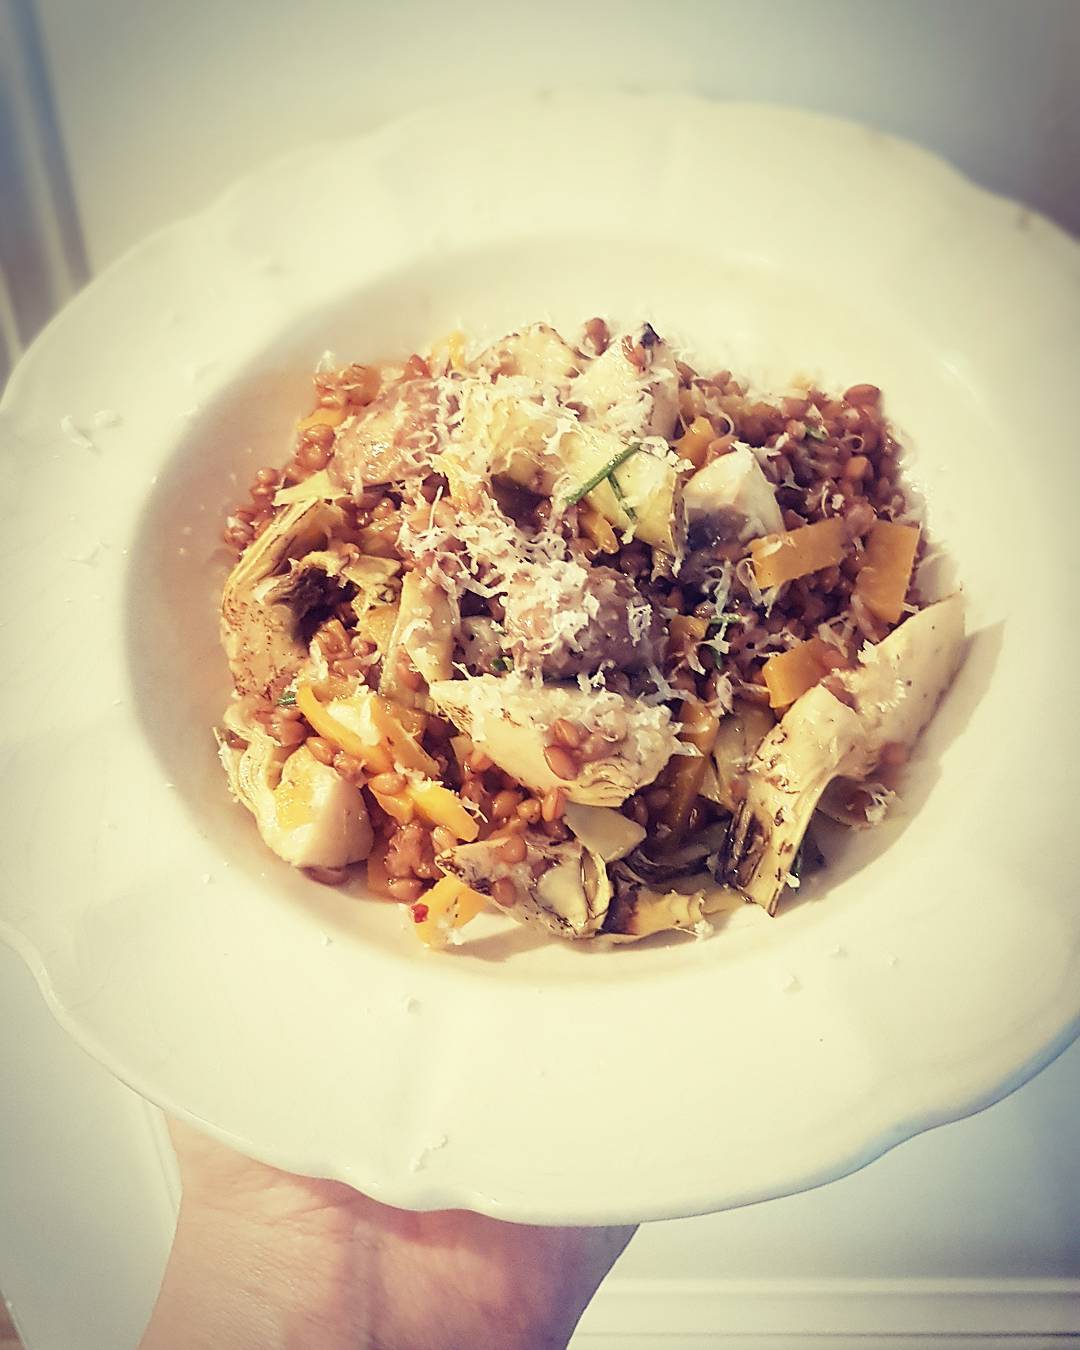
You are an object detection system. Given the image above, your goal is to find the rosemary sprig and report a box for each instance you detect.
[276,689,298,707]
[608,471,637,521]
[564,441,642,508]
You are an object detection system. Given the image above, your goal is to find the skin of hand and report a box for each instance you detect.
[139,1119,636,1350]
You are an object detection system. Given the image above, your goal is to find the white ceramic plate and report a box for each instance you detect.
[2,94,1078,1224]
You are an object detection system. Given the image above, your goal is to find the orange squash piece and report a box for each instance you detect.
[412,875,488,946]
[675,416,714,470]
[762,637,852,709]
[855,520,920,624]
[369,787,416,826]
[749,517,847,588]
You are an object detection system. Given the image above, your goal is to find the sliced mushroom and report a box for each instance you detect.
[438,833,611,939]
[221,500,350,699]
[217,711,373,868]
[722,594,965,913]
[428,674,679,806]
[571,322,680,441]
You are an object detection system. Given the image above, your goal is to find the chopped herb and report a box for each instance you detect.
[491,656,511,673]
[276,689,298,707]
[608,471,637,521]
[564,441,643,507]
[803,422,827,441]
[704,611,745,656]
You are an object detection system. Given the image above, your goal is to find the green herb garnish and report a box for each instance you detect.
[803,422,827,441]
[491,656,511,673]
[276,689,298,707]
[608,471,637,521]
[704,611,745,655]
[564,441,643,507]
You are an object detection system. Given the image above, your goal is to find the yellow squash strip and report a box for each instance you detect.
[855,520,921,624]
[663,697,722,843]
[762,637,852,709]
[296,407,347,431]
[675,416,714,470]
[749,517,847,588]
[296,686,437,778]
[447,331,467,372]
[408,780,480,842]
[412,875,488,947]
[296,684,393,774]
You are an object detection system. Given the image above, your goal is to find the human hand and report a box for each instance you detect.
[139,1119,635,1350]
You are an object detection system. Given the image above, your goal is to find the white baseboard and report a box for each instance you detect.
[571,1277,1080,1345]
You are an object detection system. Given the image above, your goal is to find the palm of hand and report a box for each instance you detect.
[163,1120,634,1350]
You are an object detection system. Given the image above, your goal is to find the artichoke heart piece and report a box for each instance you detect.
[217,715,373,869]
[379,571,456,709]
[701,700,777,813]
[438,828,741,944]
[562,802,646,861]
[427,674,679,807]
[722,595,966,913]
[221,499,350,700]
[570,323,680,442]
[603,875,744,941]
[438,833,611,940]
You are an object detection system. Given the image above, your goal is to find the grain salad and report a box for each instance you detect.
[216,320,964,945]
